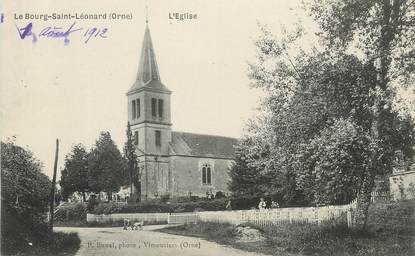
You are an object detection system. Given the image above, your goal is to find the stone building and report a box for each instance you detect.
[126,23,238,199]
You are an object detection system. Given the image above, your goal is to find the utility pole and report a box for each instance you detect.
[49,139,59,232]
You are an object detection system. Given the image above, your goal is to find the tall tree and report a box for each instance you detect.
[123,122,140,200]
[308,0,415,229]
[1,140,51,254]
[88,132,123,200]
[228,139,267,196]
[60,144,89,201]
[246,0,414,229]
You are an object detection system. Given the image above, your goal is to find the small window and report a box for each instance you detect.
[155,130,161,147]
[132,100,136,119]
[158,99,164,118]
[136,99,141,118]
[134,131,138,145]
[151,98,157,117]
[202,164,212,185]
[202,167,207,184]
[207,167,211,184]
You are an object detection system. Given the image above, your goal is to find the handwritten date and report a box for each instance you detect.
[16,22,108,45]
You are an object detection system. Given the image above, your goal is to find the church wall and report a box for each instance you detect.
[171,156,233,197]
[137,157,170,200]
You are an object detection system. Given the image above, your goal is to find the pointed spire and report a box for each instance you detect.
[136,25,161,84]
[128,2,170,95]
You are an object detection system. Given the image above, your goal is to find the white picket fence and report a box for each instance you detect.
[86,192,393,228]
[86,200,356,227]
[191,202,355,227]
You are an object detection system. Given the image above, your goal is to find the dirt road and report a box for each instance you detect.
[55,225,266,256]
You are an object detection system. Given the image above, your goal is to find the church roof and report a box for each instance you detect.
[128,24,170,93]
[170,132,238,159]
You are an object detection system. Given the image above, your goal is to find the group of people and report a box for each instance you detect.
[258,197,279,210]
[224,197,280,211]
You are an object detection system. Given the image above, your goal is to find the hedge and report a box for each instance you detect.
[92,198,229,214]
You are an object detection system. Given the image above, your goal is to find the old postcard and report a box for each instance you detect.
[1,0,414,256]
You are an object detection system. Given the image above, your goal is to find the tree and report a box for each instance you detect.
[123,122,140,200]
[246,0,414,229]
[308,0,415,229]
[1,139,51,254]
[228,140,266,196]
[60,144,89,201]
[88,132,123,200]
[297,119,372,205]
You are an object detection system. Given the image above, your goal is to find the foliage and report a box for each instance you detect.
[297,119,372,205]
[12,232,81,256]
[48,232,81,254]
[92,198,229,214]
[93,201,123,214]
[239,0,415,229]
[123,122,140,199]
[307,0,415,229]
[60,144,89,201]
[1,140,51,254]
[228,140,267,196]
[366,200,415,237]
[86,195,99,212]
[88,131,124,199]
[54,202,87,224]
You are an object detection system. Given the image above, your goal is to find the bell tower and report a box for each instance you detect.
[127,21,172,199]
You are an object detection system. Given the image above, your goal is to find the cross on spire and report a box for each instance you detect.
[145,0,148,24]
[127,0,170,93]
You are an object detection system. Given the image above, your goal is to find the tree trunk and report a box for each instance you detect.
[353,0,402,230]
[354,172,375,230]
[108,191,112,201]
[82,192,86,202]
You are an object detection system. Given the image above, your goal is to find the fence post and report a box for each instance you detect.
[316,208,320,226]
[347,209,353,228]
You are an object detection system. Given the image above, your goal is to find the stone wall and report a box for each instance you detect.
[171,156,233,197]
[389,170,415,200]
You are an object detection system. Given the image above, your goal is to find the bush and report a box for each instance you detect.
[1,141,51,255]
[366,200,415,236]
[215,191,226,199]
[86,195,99,212]
[92,198,229,214]
[10,231,81,256]
[93,201,122,214]
[54,202,87,225]
[49,231,81,253]
[55,202,86,220]
[90,195,274,215]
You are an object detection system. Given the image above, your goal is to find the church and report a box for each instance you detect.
[126,22,238,200]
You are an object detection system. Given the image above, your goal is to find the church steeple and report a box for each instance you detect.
[128,23,170,93]
[136,25,160,84]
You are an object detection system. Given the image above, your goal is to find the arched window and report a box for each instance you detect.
[201,164,212,185]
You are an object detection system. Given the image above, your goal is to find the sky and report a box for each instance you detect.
[5,0,413,180]
[1,0,318,179]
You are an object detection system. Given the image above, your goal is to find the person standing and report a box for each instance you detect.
[258,197,266,210]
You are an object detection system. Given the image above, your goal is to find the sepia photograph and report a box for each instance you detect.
[1,0,414,255]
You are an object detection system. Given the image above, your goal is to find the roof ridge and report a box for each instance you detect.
[172,131,238,140]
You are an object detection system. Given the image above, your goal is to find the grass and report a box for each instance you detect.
[3,231,81,256]
[159,200,415,256]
